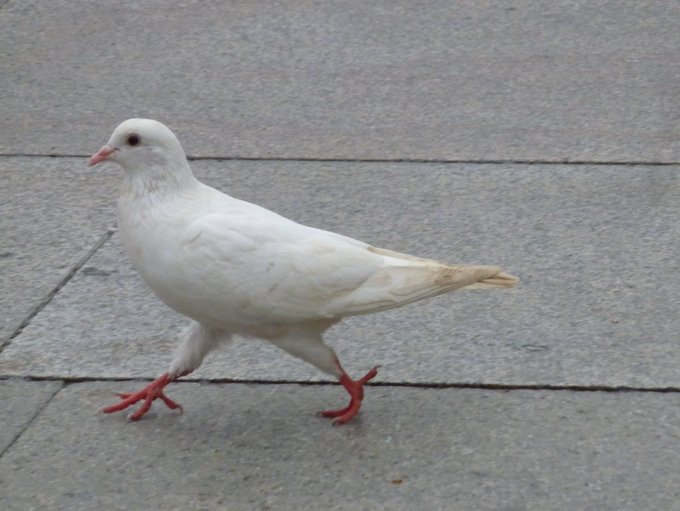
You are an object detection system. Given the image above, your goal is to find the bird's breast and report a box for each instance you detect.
[116,199,255,327]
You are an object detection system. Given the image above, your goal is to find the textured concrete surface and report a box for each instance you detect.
[1,160,677,387]
[2,1,679,509]
[1,0,679,162]
[0,379,62,454]
[0,157,116,344]
[1,382,679,511]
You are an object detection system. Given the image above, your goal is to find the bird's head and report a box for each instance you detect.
[88,118,188,174]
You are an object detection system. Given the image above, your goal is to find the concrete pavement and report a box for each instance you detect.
[1,1,679,510]
[3,381,680,511]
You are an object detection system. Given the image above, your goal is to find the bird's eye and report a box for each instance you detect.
[126,133,141,146]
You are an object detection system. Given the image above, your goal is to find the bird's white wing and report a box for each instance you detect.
[178,209,387,325]
[173,196,509,326]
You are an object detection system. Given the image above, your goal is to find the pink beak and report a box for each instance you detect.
[88,144,117,166]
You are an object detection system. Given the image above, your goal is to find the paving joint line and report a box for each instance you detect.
[4,375,679,394]
[0,153,677,166]
[0,229,115,352]
[0,380,64,459]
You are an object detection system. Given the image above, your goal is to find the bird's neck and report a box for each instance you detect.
[120,162,199,201]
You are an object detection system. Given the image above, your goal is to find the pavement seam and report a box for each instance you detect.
[0,153,677,166]
[0,379,64,459]
[0,228,115,352]
[6,375,680,394]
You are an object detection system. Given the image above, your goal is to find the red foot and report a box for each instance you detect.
[318,365,379,425]
[102,372,185,421]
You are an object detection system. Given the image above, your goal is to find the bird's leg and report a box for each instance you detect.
[102,323,231,421]
[267,333,379,425]
[102,370,191,421]
[318,362,380,425]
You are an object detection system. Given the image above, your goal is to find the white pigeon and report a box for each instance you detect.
[89,118,518,424]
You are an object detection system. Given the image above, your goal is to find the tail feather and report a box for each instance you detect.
[332,255,518,317]
[366,246,519,289]
[463,271,519,290]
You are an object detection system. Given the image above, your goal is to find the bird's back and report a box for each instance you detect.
[118,180,517,330]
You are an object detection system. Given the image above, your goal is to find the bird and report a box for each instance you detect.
[89,118,518,425]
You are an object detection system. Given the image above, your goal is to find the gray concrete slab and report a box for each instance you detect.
[0,157,116,344]
[0,379,62,454]
[1,161,677,387]
[1,382,679,510]
[1,1,679,162]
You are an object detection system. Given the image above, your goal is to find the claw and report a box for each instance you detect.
[318,365,379,425]
[317,404,352,418]
[102,373,182,421]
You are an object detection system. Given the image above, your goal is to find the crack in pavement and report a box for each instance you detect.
[0,228,115,352]
[0,380,63,459]
[3,376,679,394]
[0,153,677,166]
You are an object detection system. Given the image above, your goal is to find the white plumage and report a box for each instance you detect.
[89,118,518,424]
